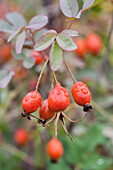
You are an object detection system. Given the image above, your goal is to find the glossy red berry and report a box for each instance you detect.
[71,81,91,106]
[39,99,55,121]
[75,38,87,58]
[31,51,44,65]
[86,33,102,55]
[22,91,42,114]
[47,138,63,161]
[48,82,70,112]
[14,128,28,146]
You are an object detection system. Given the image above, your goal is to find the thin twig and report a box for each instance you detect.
[62,112,87,123]
[52,71,58,84]
[35,59,49,91]
[107,11,113,50]
[36,123,55,130]
[55,112,60,137]
[30,114,40,120]
[29,29,35,46]
[61,117,75,144]
[51,71,54,89]
[62,101,113,124]
[68,18,76,29]
[64,59,76,83]
[43,114,57,126]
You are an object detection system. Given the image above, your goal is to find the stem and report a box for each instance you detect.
[36,123,55,130]
[64,59,76,83]
[29,29,35,46]
[52,71,58,84]
[107,11,113,50]
[68,18,76,29]
[51,72,54,89]
[35,59,49,91]
[62,112,87,123]
[46,125,55,130]
[43,114,57,126]
[61,117,75,144]
[30,114,40,121]
[55,112,60,137]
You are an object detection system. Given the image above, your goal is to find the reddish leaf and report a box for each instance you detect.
[76,0,105,18]
[43,30,57,34]
[12,49,25,60]
[75,9,83,19]
[34,28,48,41]
[88,0,105,10]
[34,31,56,51]
[5,12,27,28]
[62,29,78,37]
[7,26,24,42]
[56,33,77,51]
[83,0,95,11]
[60,0,79,18]
[26,15,48,30]
[15,30,26,54]
[0,70,15,88]
[23,57,35,69]
[49,41,63,71]
[0,19,14,33]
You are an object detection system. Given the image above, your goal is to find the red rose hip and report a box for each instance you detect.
[48,82,70,112]
[39,99,55,121]
[22,91,42,114]
[71,81,92,111]
[86,33,102,55]
[31,51,43,65]
[14,128,28,146]
[75,38,87,58]
[1,44,12,62]
[47,138,63,161]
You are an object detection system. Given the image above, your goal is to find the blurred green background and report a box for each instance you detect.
[0,0,113,169]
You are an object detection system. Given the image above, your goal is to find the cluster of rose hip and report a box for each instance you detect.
[75,33,102,58]
[21,64,92,161]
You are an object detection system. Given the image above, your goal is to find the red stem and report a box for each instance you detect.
[68,18,76,29]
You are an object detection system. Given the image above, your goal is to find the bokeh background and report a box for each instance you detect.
[0,0,113,169]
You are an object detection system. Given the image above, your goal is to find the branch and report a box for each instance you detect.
[68,18,76,29]
[35,59,49,91]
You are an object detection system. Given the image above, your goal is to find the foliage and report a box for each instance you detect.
[0,0,113,169]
